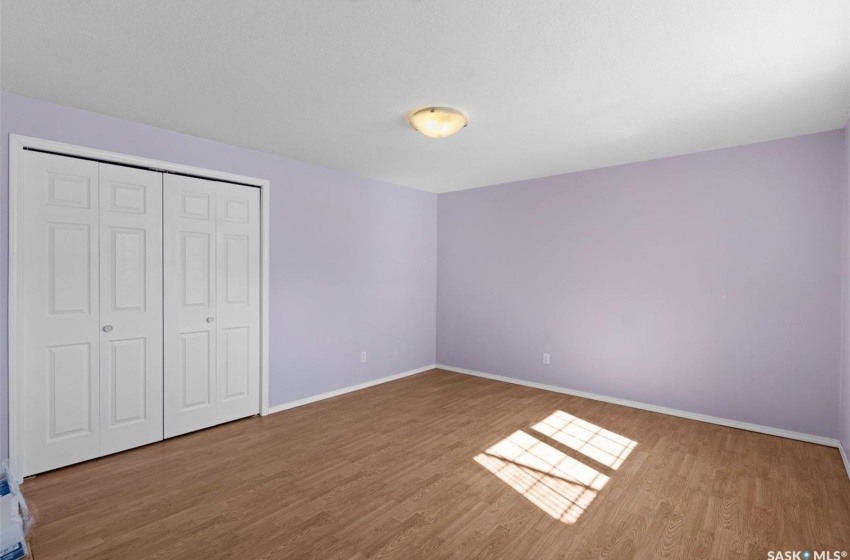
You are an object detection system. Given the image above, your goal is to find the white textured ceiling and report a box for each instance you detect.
[2,1,848,193]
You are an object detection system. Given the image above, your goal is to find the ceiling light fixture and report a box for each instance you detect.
[407,106,468,139]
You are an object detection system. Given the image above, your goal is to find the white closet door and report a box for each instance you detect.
[163,176,261,437]
[98,164,164,455]
[215,183,261,424]
[163,175,218,437]
[21,151,101,476]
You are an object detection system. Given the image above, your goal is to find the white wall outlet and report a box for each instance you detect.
[361,351,367,363]
[542,353,551,365]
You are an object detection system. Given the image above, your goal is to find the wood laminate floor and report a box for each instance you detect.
[22,369,850,559]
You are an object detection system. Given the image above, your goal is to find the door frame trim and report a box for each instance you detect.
[8,134,273,480]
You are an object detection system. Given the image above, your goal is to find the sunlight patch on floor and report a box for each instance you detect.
[474,430,610,524]
[532,410,637,469]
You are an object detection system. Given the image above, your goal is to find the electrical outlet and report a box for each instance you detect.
[542,353,550,365]
[361,351,367,363]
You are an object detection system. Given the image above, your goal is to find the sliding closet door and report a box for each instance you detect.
[163,175,218,437]
[21,151,101,476]
[98,164,164,455]
[215,183,261,424]
[163,175,260,437]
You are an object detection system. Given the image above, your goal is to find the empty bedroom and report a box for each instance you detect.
[1,1,849,559]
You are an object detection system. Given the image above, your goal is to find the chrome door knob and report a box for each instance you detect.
[102,325,113,332]
[206,317,215,323]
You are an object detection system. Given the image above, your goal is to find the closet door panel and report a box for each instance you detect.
[21,151,101,476]
[164,175,217,438]
[98,164,164,455]
[215,183,260,423]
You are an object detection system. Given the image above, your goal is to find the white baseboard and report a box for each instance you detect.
[266,364,437,415]
[840,443,850,481]
[437,364,841,449]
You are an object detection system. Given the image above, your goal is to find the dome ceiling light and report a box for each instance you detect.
[407,106,468,139]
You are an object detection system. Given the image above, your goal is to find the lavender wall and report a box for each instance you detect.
[841,119,850,453]
[0,92,438,459]
[438,131,845,439]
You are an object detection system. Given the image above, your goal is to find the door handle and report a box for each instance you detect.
[102,325,113,333]
[206,317,215,323]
